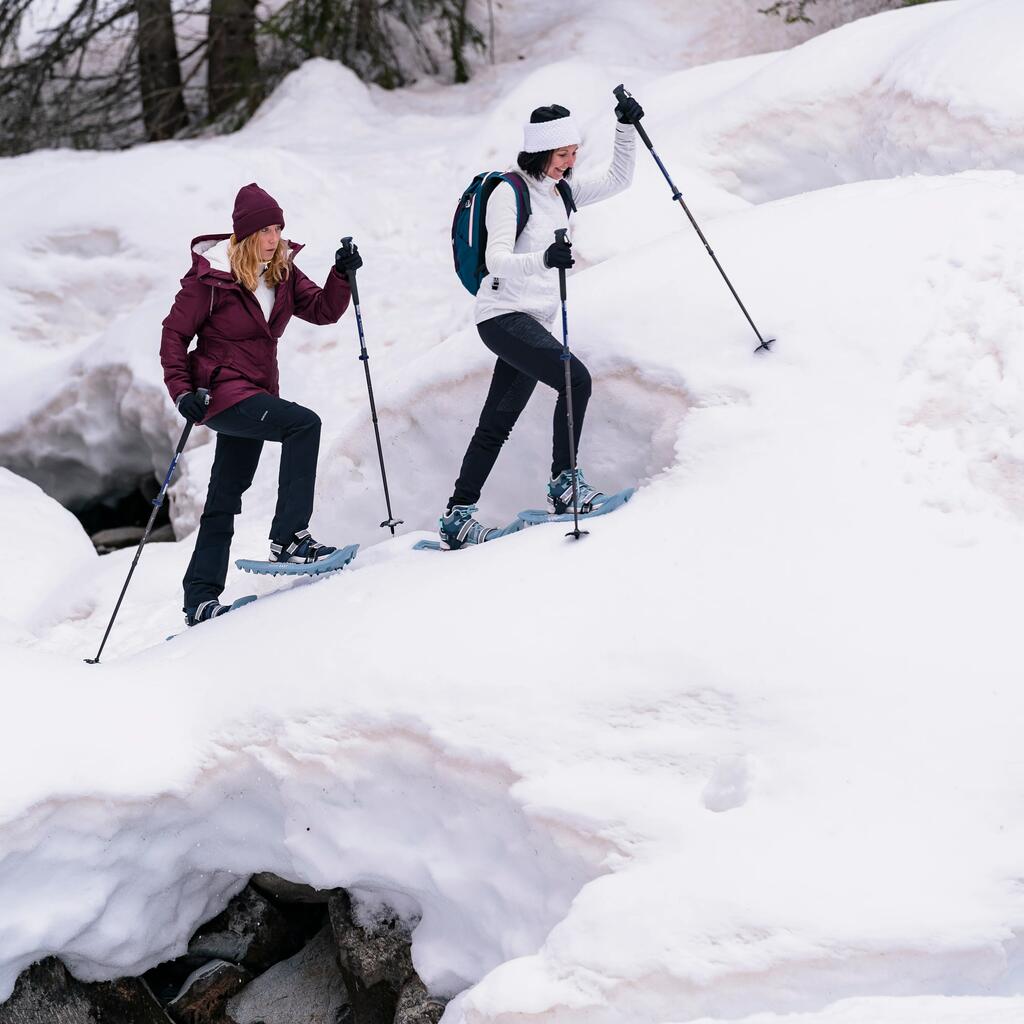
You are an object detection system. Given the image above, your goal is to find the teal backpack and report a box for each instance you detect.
[451,171,575,294]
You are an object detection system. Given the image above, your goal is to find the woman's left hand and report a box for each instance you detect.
[335,240,363,279]
[615,95,644,125]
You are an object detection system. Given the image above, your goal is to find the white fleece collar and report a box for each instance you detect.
[202,237,232,273]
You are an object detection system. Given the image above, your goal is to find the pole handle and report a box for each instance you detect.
[554,229,568,302]
[339,236,360,306]
[613,82,653,150]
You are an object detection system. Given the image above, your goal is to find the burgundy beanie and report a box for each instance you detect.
[232,182,285,241]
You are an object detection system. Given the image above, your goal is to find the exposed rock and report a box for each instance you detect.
[329,891,435,1024]
[189,884,307,975]
[394,976,446,1024]
[91,525,145,552]
[225,924,347,1024]
[251,873,339,904]
[168,960,250,1024]
[0,956,172,1024]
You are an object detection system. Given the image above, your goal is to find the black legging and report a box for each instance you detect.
[448,312,592,510]
[182,393,321,609]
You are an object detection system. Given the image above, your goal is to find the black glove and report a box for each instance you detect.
[615,95,644,125]
[335,241,363,279]
[176,391,209,423]
[543,236,574,270]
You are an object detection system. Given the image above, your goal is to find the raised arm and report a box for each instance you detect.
[292,264,352,325]
[569,122,637,209]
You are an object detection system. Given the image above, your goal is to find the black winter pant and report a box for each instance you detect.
[182,393,321,610]
[448,312,592,510]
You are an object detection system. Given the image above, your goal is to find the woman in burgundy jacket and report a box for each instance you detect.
[160,182,362,626]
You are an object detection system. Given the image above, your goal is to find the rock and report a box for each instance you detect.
[168,960,250,1024]
[0,956,173,1023]
[91,525,145,551]
[189,885,307,975]
[394,976,446,1024]
[251,873,338,904]
[328,891,432,1024]
[224,924,347,1024]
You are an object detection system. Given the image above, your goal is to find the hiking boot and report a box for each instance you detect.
[269,529,338,564]
[547,468,608,515]
[438,505,500,550]
[185,599,232,627]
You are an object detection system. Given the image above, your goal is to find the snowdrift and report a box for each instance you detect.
[2,2,1024,1023]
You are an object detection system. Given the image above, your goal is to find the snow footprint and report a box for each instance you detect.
[701,754,753,813]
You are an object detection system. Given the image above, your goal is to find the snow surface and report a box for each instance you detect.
[4,1,1024,1022]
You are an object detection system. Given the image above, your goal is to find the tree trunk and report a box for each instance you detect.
[136,0,189,139]
[207,0,261,120]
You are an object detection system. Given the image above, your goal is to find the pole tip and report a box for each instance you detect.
[754,337,776,354]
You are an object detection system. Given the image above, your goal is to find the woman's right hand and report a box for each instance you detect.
[543,236,574,270]
[176,391,209,423]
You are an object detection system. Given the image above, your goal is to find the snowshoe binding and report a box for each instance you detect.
[547,468,609,515]
[270,529,337,564]
[438,505,501,550]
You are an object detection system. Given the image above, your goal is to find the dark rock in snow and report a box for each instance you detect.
[251,872,338,904]
[0,956,173,1023]
[394,976,446,1024]
[328,891,440,1024]
[189,885,307,975]
[91,525,146,551]
[225,924,347,1024]
[168,960,251,1024]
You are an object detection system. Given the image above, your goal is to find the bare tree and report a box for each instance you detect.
[207,0,262,121]
[0,0,485,154]
[137,0,189,138]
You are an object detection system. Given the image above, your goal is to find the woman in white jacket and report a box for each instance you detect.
[439,96,643,549]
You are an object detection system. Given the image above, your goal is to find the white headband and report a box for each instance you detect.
[521,116,581,154]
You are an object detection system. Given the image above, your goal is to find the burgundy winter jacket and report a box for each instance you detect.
[160,234,352,421]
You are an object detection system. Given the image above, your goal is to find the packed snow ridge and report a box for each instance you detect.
[3,1,1024,1023]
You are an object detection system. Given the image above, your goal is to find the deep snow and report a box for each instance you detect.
[3,1,1024,1022]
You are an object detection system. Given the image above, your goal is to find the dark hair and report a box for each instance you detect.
[517,103,575,181]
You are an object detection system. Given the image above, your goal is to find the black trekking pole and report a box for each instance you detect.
[614,84,775,355]
[340,237,403,535]
[84,389,209,665]
[554,229,588,542]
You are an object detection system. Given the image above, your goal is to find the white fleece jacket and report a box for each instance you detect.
[474,122,637,327]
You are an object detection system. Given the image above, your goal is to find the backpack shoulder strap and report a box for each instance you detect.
[501,172,533,239]
[556,178,577,218]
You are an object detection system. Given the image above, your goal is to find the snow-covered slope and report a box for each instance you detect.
[3,1,1024,1023]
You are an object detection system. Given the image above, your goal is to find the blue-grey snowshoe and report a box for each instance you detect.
[547,469,608,515]
[270,529,337,564]
[438,505,501,550]
[237,544,358,577]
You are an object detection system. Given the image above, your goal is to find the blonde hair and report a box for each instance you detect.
[228,231,291,292]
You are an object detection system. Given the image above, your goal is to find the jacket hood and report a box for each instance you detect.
[188,233,304,282]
